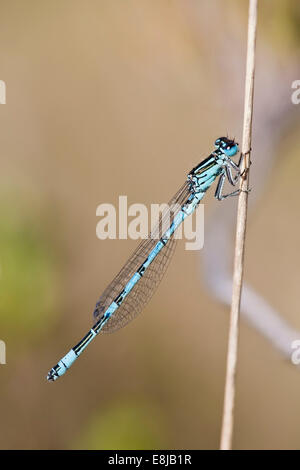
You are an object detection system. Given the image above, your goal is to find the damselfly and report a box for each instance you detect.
[47,137,248,381]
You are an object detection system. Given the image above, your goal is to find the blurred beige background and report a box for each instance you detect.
[0,0,300,449]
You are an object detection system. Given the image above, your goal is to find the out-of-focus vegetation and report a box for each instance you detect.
[0,200,60,338]
[76,401,166,450]
[259,0,300,49]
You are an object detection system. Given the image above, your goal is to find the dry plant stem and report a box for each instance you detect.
[220,0,258,451]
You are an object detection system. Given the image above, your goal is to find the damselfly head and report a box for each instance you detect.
[215,136,239,157]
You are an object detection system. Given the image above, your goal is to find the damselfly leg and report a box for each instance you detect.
[214,151,251,200]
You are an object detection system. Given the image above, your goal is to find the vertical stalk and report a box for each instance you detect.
[220,0,258,451]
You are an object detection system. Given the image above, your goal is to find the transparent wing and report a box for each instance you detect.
[93,181,191,333]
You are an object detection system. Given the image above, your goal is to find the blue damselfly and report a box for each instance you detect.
[47,137,248,381]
